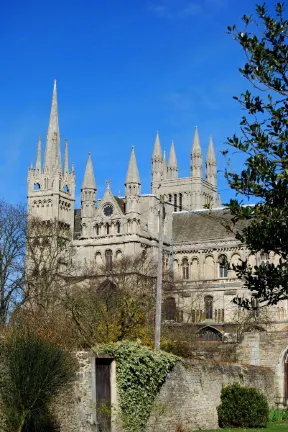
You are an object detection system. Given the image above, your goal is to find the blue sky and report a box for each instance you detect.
[0,0,262,207]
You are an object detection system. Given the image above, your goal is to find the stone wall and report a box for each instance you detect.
[237,331,288,403]
[146,360,274,432]
[53,352,275,432]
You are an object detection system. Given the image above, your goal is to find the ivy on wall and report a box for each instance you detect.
[95,341,178,432]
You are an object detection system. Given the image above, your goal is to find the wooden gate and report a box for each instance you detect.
[96,357,112,432]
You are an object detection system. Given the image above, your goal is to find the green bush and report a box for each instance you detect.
[0,330,76,432]
[217,382,269,428]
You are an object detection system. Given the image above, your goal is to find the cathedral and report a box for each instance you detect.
[27,81,288,339]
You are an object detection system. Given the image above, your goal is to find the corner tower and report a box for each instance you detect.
[125,146,141,215]
[27,81,75,233]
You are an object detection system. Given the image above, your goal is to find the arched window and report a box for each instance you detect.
[116,222,121,234]
[199,326,222,341]
[165,297,176,321]
[63,185,69,193]
[219,254,228,278]
[168,194,172,203]
[95,224,99,236]
[106,223,110,235]
[34,183,40,190]
[179,193,183,211]
[204,295,213,319]
[174,194,177,212]
[105,249,113,271]
[182,258,189,280]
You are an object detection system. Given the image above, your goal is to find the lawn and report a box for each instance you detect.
[195,422,287,432]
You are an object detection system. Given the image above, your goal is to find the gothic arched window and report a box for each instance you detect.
[219,254,228,278]
[182,258,189,280]
[95,224,99,236]
[106,223,110,235]
[105,249,113,271]
[165,297,176,321]
[179,193,183,211]
[204,295,213,319]
[116,222,121,234]
[174,194,177,212]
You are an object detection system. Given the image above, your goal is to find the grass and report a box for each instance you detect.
[195,422,288,432]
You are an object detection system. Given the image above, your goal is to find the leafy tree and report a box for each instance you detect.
[0,329,75,432]
[225,2,288,307]
[0,201,26,327]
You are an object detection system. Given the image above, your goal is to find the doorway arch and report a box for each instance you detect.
[275,346,288,406]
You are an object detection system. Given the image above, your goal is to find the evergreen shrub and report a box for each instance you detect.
[0,330,75,432]
[217,382,269,428]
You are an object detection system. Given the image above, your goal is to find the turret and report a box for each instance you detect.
[206,135,217,188]
[125,146,141,214]
[81,153,96,221]
[190,127,202,178]
[151,131,163,193]
[167,140,178,179]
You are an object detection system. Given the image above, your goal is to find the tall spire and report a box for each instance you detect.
[206,134,216,162]
[36,136,41,171]
[190,126,202,178]
[162,150,167,180]
[44,80,61,173]
[168,140,177,167]
[64,139,69,174]
[82,153,96,190]
[167,140,178,179]
[152,131,162,158]
[126,146,140,184]
[206,134,217,187]
[192,126,201,153]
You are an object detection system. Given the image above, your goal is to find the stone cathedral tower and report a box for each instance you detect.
[27,81,76,233]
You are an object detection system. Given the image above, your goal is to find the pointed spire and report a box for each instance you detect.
[64,139,69,174]
[206,134,216,161]
[36,136,41,171]
[126,146,140,184]
[168,140,177,167]
[152,131,162,159]
[82,153,96,190]
[162,150,167,180]
[192,126,202,153]
[44,80,61,173]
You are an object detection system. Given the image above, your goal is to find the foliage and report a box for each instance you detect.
[224,2,288,306]
[269,408,288,422]
[217,383,269,428]
[0,329,76,432]
[0,200,26,326]
[94,340,178,432]
[64,253,157,347]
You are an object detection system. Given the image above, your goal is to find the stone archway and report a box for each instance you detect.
[275,346,288,406]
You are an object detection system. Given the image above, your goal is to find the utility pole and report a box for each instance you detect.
[155,195,165,350]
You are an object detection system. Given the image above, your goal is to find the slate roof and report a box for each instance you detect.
[114,197,125,214]
[172,208,248,244]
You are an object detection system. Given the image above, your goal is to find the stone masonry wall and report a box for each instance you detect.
[52,352,275,432]
[146,361,274,432]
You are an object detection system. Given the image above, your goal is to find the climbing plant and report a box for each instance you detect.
[95,341,178,432]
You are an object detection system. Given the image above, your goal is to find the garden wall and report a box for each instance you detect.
[53,352,275,432]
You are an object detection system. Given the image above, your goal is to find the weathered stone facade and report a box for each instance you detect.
[27,81,288,336]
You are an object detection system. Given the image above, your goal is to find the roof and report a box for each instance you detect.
[172,208,248,243]
[114,196,125,214]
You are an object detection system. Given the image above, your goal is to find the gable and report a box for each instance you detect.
[95,188,125,220]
